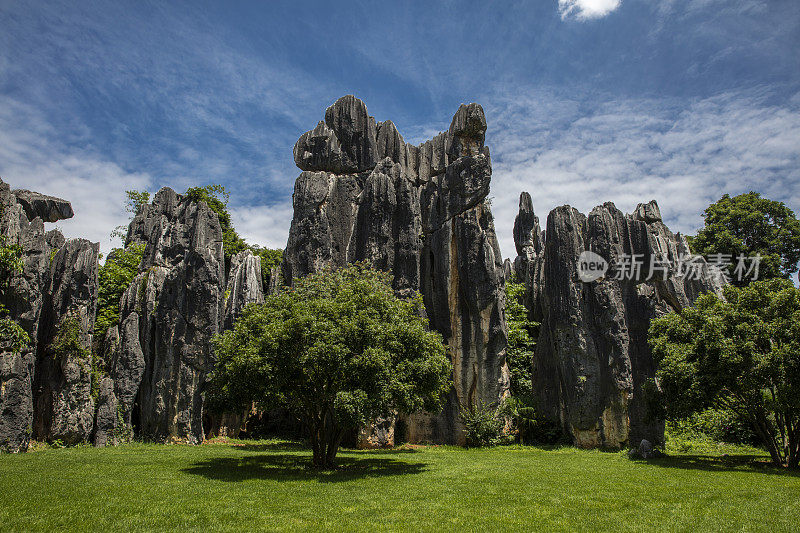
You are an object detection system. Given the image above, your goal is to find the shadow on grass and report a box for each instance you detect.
[342,447,421,455]
[636,454,800,477]
[235,442,421,455]
[236,442,307,453]
[182,453,427,482]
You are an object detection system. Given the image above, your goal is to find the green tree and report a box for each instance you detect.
[0,235,29,351]
[249,245,283,290]
[649,278,800,468]
[690,192,800,284]
[185,185,247,259]
[211,263,452,467]
[111,189,151,242]
[124,189,151,215]
[505,276,538,403]
[94,243,146,345]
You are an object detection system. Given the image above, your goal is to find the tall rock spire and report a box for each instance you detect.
[513,194,725,448]
[283,96,510,444]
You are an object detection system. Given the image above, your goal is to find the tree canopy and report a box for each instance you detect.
[210,263,451,467]
[505,276,538,404]
[690,192,800,284]
[94,243,145,346]
[649,278,800,468]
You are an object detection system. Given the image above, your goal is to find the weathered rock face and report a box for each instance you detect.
[92,376,119,447]
[1,179,87,452]
[283,96,510,444]
[0,340,35,454]
[514,194,724,448]
[34,238,99,444]
[223,250,265,330]
[117,187,225,443]
[512,192,545,321]
[93,312,145,446]
[13,189,74,223]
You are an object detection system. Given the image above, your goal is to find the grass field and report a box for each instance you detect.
[1,439,798,532]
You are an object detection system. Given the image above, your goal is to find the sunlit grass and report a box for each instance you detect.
[1,438,797,532]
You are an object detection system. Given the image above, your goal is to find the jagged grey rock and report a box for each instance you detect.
[34,238,99,444]
[12,189,74,223]
[93,313,145,447]
[1,179,51,452]
[0,180,50,345]
[512,192,545,320]
[0,345,35,453]
[639,438,654,458]
[92,377,118,447]
[283,96,510,444]
[118,187,225,443]
[2,178,102,450]
[107,313,145,442]
[514,194,725,448]
[223,250,265,330]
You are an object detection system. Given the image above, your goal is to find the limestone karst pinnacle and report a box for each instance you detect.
[283,95,510,444]
[513,192,725,448]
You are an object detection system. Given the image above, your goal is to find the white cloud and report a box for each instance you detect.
[0,96,152,259]
[558,0,622,20]
[484,87,800,260]
[230,203,295,251]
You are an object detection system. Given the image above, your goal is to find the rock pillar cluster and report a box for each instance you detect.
[513,194,724,447]
[1,178,98,451]
[283,96,511,444]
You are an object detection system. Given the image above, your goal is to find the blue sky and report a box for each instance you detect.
[1,0,798,259]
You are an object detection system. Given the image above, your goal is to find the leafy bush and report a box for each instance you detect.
[0,235,24,283]
[501,397,564,445]
[94,243,145,343]
[0,316,30,352]
[669,408,759,446]
[460,402,504,447]
[505,276,538,404]
[50,316,89,361]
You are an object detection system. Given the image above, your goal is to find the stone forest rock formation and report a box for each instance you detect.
[109,188,270,444]
[513,193,725,448]
[1,99,731,453]
[283,95,511,444]
[33,238,99,444]
[0,178,98,451]
[116,187,227,443]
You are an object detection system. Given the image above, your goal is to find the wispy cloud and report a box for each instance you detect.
[485,86,800,259]
[0,96,152,258]
[558,0,622,20]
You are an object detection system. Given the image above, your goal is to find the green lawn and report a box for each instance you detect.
[1,440,798,532]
